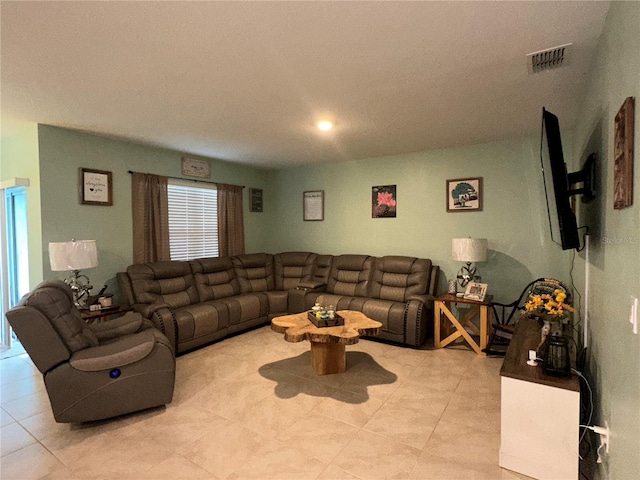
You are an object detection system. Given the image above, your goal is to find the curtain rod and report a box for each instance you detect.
[127,171,244,188]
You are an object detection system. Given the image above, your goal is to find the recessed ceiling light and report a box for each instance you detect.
[317,121,333,131]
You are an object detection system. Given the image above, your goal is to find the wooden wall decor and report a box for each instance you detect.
[613,97,634,209]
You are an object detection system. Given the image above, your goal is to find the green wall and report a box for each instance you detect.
[37,125,272,296]
[0,120,43,289]
[266,136,571,304]
[570,1,640,477]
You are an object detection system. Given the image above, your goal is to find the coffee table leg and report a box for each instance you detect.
[310,342,346,375]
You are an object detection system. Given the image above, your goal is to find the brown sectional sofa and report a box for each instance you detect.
[117,252,439,354]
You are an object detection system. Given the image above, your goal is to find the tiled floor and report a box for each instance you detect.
[1,326,529,479]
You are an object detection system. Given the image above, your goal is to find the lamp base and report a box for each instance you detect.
[64,270,93,308]
[456,262,481,288]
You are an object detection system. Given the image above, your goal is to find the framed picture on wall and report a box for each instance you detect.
[81,168,112,206]
[446,177,482,212]
[303,190,324,221]
[249,188,263,212]
[372,185,397,218]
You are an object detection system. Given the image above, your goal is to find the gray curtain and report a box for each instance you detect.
[131,173,170,263]
[217,183,245,257]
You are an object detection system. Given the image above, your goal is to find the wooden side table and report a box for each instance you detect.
[434,293,493,356]
[79,305,131,323]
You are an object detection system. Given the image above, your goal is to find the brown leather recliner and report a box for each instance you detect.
[5,280,175,423]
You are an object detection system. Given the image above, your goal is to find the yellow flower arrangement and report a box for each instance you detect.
[524,289,573,321]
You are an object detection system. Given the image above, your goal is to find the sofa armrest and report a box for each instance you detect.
[407,294,435,305]
[149,307,178,355]
[88,312,143,341]
[133,302,171,319]
[69,330,155,371]
[296,280,327,291]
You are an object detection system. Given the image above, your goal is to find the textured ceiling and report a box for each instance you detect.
[1,1,610,168]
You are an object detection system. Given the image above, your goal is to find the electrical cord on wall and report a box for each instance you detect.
[573,368,594,455]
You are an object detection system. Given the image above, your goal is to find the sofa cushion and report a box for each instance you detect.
[127,261,199,309]
[232,253,275,293]
[190,257,240,300]
[370,256,432,302]
[326,255,373,297]
[219,293,270,325]
[173,301,230,343]
[361,299,407,335]
[274,252,316,290]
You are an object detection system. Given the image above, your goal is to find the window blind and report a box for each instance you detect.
[167,180,218,260]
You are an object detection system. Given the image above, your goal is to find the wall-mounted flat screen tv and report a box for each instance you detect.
[540,108,596,251]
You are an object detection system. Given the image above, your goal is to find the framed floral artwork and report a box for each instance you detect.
[447,177,482,212]
[372,185,396,218]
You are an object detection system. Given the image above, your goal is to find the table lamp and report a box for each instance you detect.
[452,238,488,291]
[49,239,98,307]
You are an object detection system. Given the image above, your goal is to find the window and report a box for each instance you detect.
[167,180,218,260]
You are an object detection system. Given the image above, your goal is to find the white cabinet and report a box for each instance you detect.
[500,317,580,480]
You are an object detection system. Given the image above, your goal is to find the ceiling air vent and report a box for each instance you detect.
[527,43,572,74]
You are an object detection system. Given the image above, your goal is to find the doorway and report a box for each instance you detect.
[1,186,29,353]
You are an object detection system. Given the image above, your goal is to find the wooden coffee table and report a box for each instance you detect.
[271,310,382,375]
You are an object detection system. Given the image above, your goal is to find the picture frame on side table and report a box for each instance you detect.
[303,190,324,221]
[81,168,113,206]
[446,177,482,212]
[613,97,634,209]
[463,282,488,302]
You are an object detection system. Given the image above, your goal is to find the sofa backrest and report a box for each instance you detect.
[127,261,199,308]
[274,252,316,290]
[232,253,275,293]
[6,281,99,374]
[326,255,373,297]
[190,256,240,301]
[306,254,333,285]
[370,256,432,302]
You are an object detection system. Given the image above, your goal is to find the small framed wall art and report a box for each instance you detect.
[613,96,634,209]
[181,157,211,178]
[447,177,482,212]
[249,188,263,212]
[372,185,397,218]
[303,190,324,221]
[81,168,112,206]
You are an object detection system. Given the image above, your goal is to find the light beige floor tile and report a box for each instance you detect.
[0,374,46,403]
[331,429,421,479]
[0,356,39,387]
[410,451,514,480]
[385,379,453,416]
[0,421,37,456]
[227,441,328,479]
[177,416,273,479]
[313,388,386,428]
[276,411,359,463]
[424,430,501,466]
[1,388,50,421]
[316,464,363,480]
[123,402,228,448]
[136,453,218,479]
[1,406,15,426]
[0,443,68,480]
[41,422,175,478]
[362,402,439,450]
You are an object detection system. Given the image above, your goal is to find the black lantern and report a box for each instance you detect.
[542,335,571,377]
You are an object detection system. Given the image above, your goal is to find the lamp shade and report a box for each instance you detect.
[49,240,98,271]
[452,238,488,263]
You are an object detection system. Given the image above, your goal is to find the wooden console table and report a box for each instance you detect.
[434,293,493,355]
[500,316,580,479]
